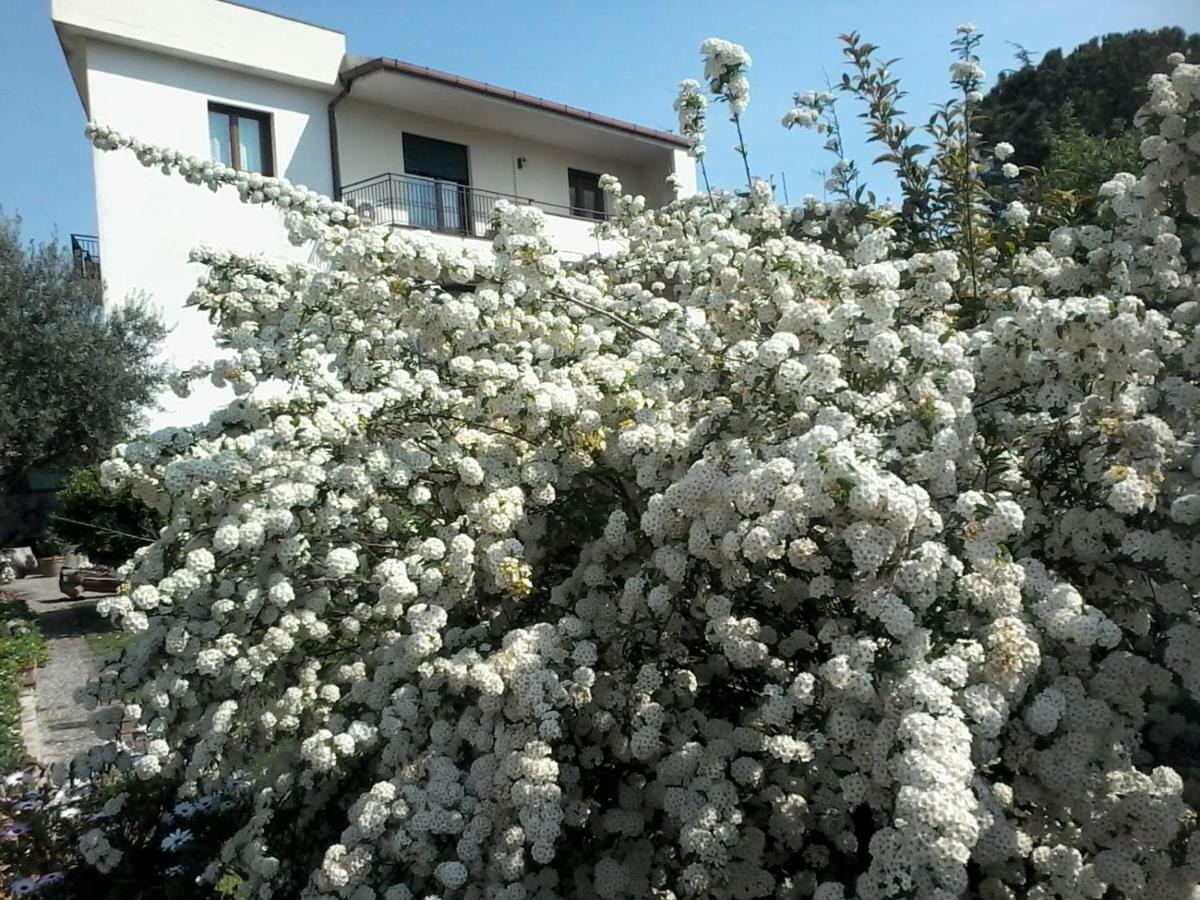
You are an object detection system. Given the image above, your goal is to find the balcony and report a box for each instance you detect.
[341,172,607,240]
[71,233,100,279]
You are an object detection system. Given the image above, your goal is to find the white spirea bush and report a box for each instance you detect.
[71,53,1200,900]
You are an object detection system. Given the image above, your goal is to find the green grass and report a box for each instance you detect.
[84,628,138,657]
[0,590,49,771]
[74,605,139,658]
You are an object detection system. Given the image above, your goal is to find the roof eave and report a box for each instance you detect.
[341,57,690,150]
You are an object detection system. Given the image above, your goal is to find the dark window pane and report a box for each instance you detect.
[402,133,470,184]
[569,169,604,219]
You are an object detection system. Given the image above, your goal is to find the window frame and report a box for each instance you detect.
[567,168,606,220]
[208,101,275,176]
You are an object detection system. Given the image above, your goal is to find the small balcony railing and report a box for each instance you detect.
[71,234,100,279]
[341,172,607,239]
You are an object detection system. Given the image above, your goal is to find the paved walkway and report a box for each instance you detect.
[7,575,111,766]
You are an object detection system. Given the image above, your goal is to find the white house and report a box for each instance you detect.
[51,0,696,427]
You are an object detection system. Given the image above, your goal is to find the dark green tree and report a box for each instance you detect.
[53,467,162,567]
[1042,105,1141,199]
[0,212,167,488]
[978,27,1200,169]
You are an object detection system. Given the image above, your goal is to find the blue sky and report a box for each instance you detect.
[2,0,1197,246]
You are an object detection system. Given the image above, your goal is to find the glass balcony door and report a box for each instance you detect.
[401,133,470,234]
[406,178,468,233]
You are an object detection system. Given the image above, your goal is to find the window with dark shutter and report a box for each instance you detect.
[401,133,472,233]
[402,133,470,184]
[568,169,605,220]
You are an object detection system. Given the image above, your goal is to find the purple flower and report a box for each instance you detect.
[10,877,38,896]
[171,801,197,819]
[160,828,194,852]
[2,822,31,840]
[39,872,66,887]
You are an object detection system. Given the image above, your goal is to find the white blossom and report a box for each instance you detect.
[63,49,1200,900]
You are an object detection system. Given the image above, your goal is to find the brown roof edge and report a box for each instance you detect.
[341,57,691,149]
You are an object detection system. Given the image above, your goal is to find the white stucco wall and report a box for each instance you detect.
[53,0,344,89]
[667,148,699,201]
[337,98,664,258]
[86,39,334,427]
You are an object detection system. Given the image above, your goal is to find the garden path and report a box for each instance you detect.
[9,575,108,766]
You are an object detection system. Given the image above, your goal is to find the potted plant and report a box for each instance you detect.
[33,531,68,580]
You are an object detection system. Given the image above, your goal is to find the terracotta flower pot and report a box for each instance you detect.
[37,556,65,579]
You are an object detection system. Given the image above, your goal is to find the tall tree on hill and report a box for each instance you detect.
[978,26,1200,169]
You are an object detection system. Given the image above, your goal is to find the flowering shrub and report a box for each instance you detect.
[10,31,1200,900]
[0,766,249,898]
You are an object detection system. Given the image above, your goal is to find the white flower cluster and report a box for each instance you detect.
[71,53,1200,900]
[700,37,752,115]
[780,89,840,139]
[78,828,121,873]
[673,79,708,159]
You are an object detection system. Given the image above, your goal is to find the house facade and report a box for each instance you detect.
[51,0,695,427]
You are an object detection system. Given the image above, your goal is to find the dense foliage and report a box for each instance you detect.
[977,26,1200,170]
[1038,107,1141,207]
[5,28,1200,900]
[53,467,163,569]
[0,214,166,487]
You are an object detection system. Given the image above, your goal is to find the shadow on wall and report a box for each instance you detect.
[286,115,328,186]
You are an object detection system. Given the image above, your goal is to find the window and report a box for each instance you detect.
[402,133,471,233]
[568,168,605,220]
[208,102,274,175]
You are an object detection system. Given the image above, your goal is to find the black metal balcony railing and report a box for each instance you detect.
[71,234,100,279]
[340,172,607,238]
